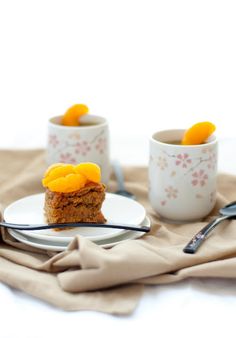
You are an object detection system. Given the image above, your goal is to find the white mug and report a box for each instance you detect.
[149,129,218,222]
[47,115,110,184]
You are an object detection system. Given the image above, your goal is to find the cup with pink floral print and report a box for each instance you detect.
[47,114,110,184]
[149,129,218,222]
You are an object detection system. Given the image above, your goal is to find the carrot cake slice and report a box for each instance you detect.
[42,162,106,224]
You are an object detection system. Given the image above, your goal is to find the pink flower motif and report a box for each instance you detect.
[192,169,208,187]
[157,156,168,170]
[165,186,178,199]
[207,152,217,169]
[68,133,81,141]
[75,141,91,156]
[210,191,216,203]
[175,153,192,168]
[202,148,217,170]
[95,137,107,154]
[196,193,203,199]
[48,134,59,148]
[59,152,76,164]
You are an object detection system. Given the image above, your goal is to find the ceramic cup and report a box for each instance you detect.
[47,115,110,184]
[149,129,218,223]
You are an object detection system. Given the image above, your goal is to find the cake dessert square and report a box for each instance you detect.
[45,182,106,223]
[42,162,106,225]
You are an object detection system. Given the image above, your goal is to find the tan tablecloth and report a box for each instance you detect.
[1,149,236,314]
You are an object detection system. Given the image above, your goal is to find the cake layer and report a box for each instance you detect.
[44,182,106,224]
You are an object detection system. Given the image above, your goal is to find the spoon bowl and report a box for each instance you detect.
[219,201,236,216]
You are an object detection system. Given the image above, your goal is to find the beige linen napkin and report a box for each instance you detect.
[1,149,236,314]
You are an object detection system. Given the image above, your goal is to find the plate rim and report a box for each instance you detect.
[8,216,151,251]
[4,192,146,242]
[8,229,67,251]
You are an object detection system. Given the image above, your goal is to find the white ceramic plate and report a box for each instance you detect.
[8,229,69,251]
[4,193,146,242]
[8,216,151,251]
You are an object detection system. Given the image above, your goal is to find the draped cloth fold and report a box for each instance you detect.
[0,149,236,314]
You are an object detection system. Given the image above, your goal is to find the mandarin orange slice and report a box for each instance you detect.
[75,162,101,183]
[42,164,75,187]
[181,121,216,145]
[42,162,102,193]
[44,163,65,177]
[61,104,89,126]
[48,173,87,192]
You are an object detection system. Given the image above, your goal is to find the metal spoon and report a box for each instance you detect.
[183,201,236,254]
[0,221,150,232]
[112,160,135,199]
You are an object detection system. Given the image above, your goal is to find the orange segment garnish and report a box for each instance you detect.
[42,164,75,187]
[61,104,89,126]
[42,162,102,192]
[75,162,101,183]
[181,122,216,145]
[44,163,65,177]
[48,173,87,192]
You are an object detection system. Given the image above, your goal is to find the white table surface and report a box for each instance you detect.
[0,137,236,338]
[1,0,236,335]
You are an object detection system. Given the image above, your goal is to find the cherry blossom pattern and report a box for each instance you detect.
[195,193,203,199]
[68,132,81,141]
[165,186,178,199]
[192,169,208,187]
[149,155,154,163]
[48,134,59,148]
[207,152,217,170]
[95,137,107,154]
[148,178,153,193]
[59,152,76,164]
[202,148,217,170]
[157,156,168,170]
[175,153,192,168]
[210,191,216,204]
[75,141,91,156]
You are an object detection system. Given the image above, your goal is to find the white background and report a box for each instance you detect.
[1,1,236,338]
[0,0,236,165]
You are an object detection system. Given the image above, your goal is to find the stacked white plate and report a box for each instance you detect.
[4,193,150,251]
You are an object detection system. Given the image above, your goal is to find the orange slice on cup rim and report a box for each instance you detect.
[181,121,216,145]
[61,104,89,126]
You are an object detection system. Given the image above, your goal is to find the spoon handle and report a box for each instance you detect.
[0,221,150,233]
[183,215,230,254]
[113,160,125,191]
